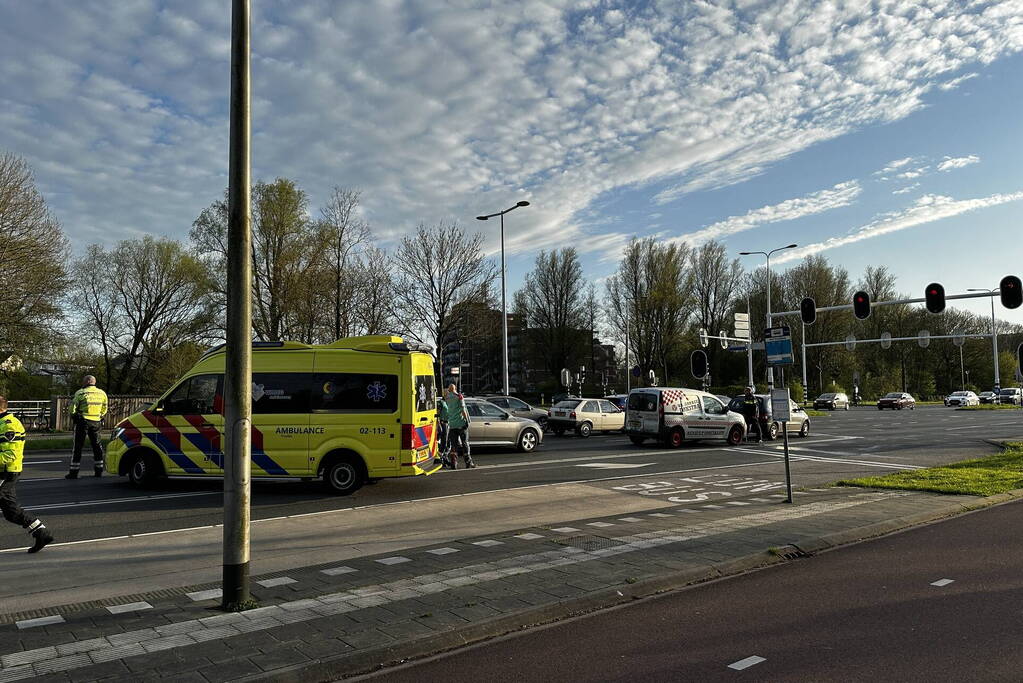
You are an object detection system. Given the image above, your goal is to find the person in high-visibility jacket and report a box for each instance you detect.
[1,395,54,553]
[67,375,108,479]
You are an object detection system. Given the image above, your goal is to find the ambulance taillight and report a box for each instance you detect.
[401,424,413,450]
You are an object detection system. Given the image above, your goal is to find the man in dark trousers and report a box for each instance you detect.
[741,387,763,443]
[67,375,108,478]
[1,395,54,553]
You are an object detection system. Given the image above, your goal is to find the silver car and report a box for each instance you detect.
[479,395,549,430]
[464,398,544,452]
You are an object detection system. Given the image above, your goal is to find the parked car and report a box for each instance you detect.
[627,388,748,447]
[726,394,811,440]
[944,391,979,407]
[877,392,915,410]
[813,392,850,411]
[464,398,544,452]
[997,387,1023,405]
[604,394,628,411]
[478,395,548,429]
[978,391,998,404]
[547,398,625,437]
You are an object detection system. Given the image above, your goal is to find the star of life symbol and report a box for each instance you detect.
[251,383,265,402]
[418,382,428,405]
[367,381,387,402]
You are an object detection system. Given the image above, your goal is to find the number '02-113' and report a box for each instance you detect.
[359,427,387,435]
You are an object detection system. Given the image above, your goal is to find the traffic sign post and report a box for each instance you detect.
[771,388,793,503]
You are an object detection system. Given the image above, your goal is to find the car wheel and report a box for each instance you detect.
[127,452,163,488]
[726,425,743,446]
[768,422,779,439]
[799,420,810,437]
[878,406,883,410]
[576,422,592,438]
[517,428,539,452]
[323,456,364,496]
[844,404,849,411]
[668,427,684,448]
[537,416,548,431]
[629,435,645,446]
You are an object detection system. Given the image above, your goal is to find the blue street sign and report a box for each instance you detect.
[631,365,642,378]
[765,326,794,366]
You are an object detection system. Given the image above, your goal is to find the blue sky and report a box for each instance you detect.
[2,0,1022,323]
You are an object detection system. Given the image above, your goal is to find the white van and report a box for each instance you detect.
[626,387,746,448]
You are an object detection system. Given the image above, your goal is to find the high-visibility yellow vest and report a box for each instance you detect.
[0,411,26,473]
[70,386,108,422]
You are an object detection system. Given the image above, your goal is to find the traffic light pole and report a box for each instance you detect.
[775,290,1000,319]
[803,332,992,349]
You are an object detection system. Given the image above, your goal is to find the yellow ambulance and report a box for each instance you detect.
[106,336,440,495]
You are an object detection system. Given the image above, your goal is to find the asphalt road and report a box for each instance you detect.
[5,406,1021,551]
[365,497,1023,682]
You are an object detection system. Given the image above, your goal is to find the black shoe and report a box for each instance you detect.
[466,461,477,469]
[94,469,103,478]
[65,472,78,480]
[28,528,53,554]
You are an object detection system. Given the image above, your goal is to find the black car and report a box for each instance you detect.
[727,394,810,440]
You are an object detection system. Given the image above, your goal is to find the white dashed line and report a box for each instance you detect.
[427,547,460,555]
[617,518,643,523]
[376,556,412,565]
[648,513,673,518]
[16,615,65,630]
[106,602,153,615]
[320,566,358,576]
[515,533,544,540]
[931,578,955,587]
[256,577,297,588]
[728,655,766,670]
[552,527,580,533]
[725,501,751,506]
[472,540,504,547]
[587,522,615,527]
[702,505,724,510]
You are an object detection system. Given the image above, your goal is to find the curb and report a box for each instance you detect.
[242,487,1023,682]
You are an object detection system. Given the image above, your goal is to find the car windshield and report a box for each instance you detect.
[951,392,968,396]
[999,389,1017,395]
[884,392,902,398]
[554,400,582,408]
[818,393,836,399]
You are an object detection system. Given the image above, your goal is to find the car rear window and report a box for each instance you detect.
[554,400,582,408]
[627,392,658,412]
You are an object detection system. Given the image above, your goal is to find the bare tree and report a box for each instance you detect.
[690,240,744,378]
[392,222,497,372]
[317,187,371,341]
[67,244,118,384]
[0,153,68,354]
[355,246,399,335]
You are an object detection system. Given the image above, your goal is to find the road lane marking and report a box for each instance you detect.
[15,615,65,630]
[724,448,923,470]
[427,547,460,555]
[728,655,766,670]
[575,463,655,469]
[23,460,62,465]
[25,491,220,511]
[931,578,954,587]
[376,556,411,565]
[106,602,153,614]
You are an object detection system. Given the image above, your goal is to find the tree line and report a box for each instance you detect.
[2,151,1020,401]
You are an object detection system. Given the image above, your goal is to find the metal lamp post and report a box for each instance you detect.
[476,201,530,396]
[967,287,1000,393]
[739,244,797,390]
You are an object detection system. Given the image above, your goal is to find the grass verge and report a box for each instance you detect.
[804,409,830,417]
[957,404,1020,411]
[837,443,1023,496]
[25,436,73,451]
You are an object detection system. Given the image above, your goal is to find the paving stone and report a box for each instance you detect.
[199,658,263,681]
[294,637,353,660]
[340,628,395,650]
[67,661,129,682]
[250,646,311,672]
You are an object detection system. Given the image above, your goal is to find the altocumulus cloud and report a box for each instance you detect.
[1,1,1022,251]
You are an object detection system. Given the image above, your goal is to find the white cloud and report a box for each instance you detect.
[940,72,978,90]
[875,157,916,175]
[667,181,861,246]
[0,1,1021,255]
[892,183,919,195]
[937,155,981,171]
[774,190,1023,264]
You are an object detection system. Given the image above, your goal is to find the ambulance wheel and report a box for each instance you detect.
[576,422,592,438]
[629,435,645,445]
[726,425,744,446]
[667,428,684,449]
[127,451,163,488]
[517,428,540,452]
[323,456,365,496]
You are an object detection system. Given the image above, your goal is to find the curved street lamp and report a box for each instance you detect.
[476,201,530,396]
[739,244,798,390]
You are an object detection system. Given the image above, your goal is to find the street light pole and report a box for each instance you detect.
[968,287,1000,393]
[740,244,798,391]
[476,201,530,396]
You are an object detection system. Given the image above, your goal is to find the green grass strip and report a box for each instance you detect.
[956,404,1020,411]
[837,444,1023,497]
[803,410,830,417]
[25,436,73,451]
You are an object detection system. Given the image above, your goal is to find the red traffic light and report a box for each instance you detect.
[1001,276,1023,309]
[852,290,871,320]
[925,282,945,314]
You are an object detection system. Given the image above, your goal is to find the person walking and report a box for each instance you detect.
[443,384,474,469]
[67,375,108,479]
[741,387,763,443]
[436,388,451,468]
[1,396,54,553]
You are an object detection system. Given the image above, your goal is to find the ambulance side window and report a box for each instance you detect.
[313,373,398,413]
[163,375,220,415]
[251,373,311,414]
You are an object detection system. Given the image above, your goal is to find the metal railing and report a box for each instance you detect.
[49,395,160,431]
[6,400,52,431]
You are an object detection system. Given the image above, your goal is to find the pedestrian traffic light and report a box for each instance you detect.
[852,290,871,320]
[690,350,708,380]
[1000,275,1023,309]
[800,297,816,325]
[924,282,945,314]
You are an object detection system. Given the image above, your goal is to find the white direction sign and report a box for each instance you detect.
[845,334,856,351]
[734,312,749,323]
[918,330,931,348]
[881,332,892,350]
[734,327,751,340]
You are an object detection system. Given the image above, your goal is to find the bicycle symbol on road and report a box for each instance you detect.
[612,473,783,503]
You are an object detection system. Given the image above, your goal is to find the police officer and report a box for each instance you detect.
[67,375,108,479]
[1,395,54,553]
[741,387,763,443]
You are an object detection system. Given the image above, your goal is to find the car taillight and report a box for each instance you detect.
[547,410,551,416]
[401,424,413,450]
[570,411,576,419]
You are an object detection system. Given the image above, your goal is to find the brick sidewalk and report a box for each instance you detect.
[0,485,1001,682]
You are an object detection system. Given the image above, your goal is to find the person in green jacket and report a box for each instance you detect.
[67,375,108,479]
[0,395,54,553]
[436,392,451,468]
[443,384,474,469]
